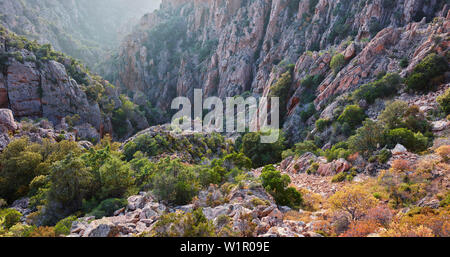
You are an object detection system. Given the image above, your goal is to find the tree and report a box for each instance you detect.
[44,155,93,224]
[379,101,409,129]
[0,137,42,202]
[348,119,386,156]
[151,158,199,205]
[98,156,134,199]
[328,184,379,221]
[269,71,292,119]
[241,131,285,168]
[261,165,303,209]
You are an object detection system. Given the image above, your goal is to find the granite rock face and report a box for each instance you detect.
[104,0,448,144]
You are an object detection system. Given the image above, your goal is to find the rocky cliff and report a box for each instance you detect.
[0,0,161,70]
[106,0,447,112]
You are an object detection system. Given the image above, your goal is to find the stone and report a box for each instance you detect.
[432,120,449,132]
[392,144,407,155]
[82,219,119,237]
[278,206,292,213]
[0,109,18,131]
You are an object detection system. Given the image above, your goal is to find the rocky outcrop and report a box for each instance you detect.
[69,182,327,237]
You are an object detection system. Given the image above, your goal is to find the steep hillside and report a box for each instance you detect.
[0,26,163,146]
[0,0,161,70]
[102,0,448,143]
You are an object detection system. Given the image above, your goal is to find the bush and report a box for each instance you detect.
[316,119,331,132]
[294,140,322,156]
[88,198,128,219]
[330,53,346,74]
[269,71,292,119]
[379,101,409,129]
[338,105,366,128]
[44,155,93,225]
[405,53,448,92]
[54,215,77,236]
[261,165,303,209]
[123,134,163,161]
[151,158,200,205]
[300,103,316,122]
[386,128,428,153]
[241,131,285,168]
[328,184,379,221]
[400,57,409,68]
[0,137,43,202]
[437,88,450,115]
[98,156,134,199]
[0,208,22,229]
[197,153,251,187]
[29,226,56,237]
[153,208,215,237]
[352,73,402,104]
[324,146,352,162]
[379,101,431,133]
[348,119,386,156]
[332,172,347,183]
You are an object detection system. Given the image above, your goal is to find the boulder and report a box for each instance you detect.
[432,120,449,132]
[317,159,351,176]
[391,144,407,155]
[0,109,18,131]
[82,219,119,237]
[74,123,100,143]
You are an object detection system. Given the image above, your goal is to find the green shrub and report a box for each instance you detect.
[379,101,409,129]
[324,146,352,162]
[352,73,402,104]
[376,149,392,164]
[348,119,386,156]
[405,53,448,92]
[44,155,93,225]
[123,134,162,161]
[241,131,285,168]
[294,140,322,156]
[330,53,346,74]
[338,105,366,128]
[437,88,450,115]
[386,128,428,153]
[54,215,77,235]
[269,71,292,119]
[379,101,431,133]
[316,119,331,132]
[261,165,303,209]
[98,156,134,199]
[331,172,347,183]
[306,162,319,175]
[153,208,215,237]
[300,104,316,122]
[400,57,409,68]
[88,198,127,219]
[151,158,200,205]
[0,208,22,229]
